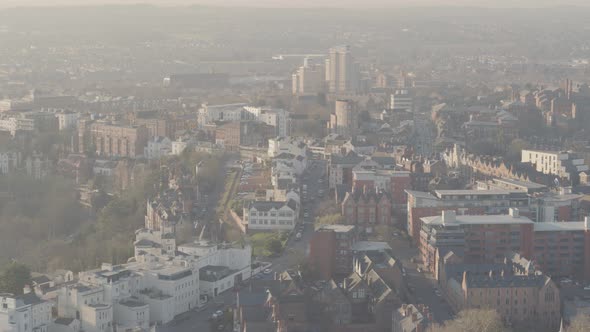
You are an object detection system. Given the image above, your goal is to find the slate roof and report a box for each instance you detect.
[465,274,550,288]
[54,318,75,326]
[31,275,51,285]
[247,199,297,212]
[16,293,44,306]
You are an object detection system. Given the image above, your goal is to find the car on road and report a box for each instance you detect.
[296,232,302,240]
[263,268,272,274]
[211,310,224,319]
[434,289,442,297]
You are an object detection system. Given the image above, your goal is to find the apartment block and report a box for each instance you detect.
[420,210,590,281]
[78,120,149,158]
[406,189,529,241]
[522,149,589,183]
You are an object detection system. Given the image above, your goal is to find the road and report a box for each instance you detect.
[157,159,327,331]
[386,230,453,323]
[264,158,327,274]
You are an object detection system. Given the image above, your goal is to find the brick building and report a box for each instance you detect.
[439,253,561,331]
[78,120,149,158]
[215,121,276,152]
[341,187,393,234]
[308,225,357,279]
[421,210,590,281]
[406,189,529,241]
[352,169,411,209]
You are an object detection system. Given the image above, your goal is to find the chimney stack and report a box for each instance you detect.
[442,210,456,226]
[585,216,589,231]
[509,208,519,218]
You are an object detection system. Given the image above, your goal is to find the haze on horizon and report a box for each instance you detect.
[2,0,590,8]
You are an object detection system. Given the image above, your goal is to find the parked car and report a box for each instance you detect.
[263,268,272,274]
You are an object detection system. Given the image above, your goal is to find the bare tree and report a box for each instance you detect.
[565,314,590,332]
[428,309,509,332]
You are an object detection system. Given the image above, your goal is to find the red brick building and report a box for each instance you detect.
[406,189,529,241]
[420,210,590,281]
[352,169,411,209]
[341,188,393,234]
[308,225,357,279]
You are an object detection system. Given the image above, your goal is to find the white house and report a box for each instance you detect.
[197,103,247,126]
[171,137,195,156]
[268,137,307,159]
[243,199,298,231]
[144,136,172,160]
[0,292,52,332]
[243,107,291,137]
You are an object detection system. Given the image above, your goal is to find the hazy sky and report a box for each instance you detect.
[2,0,590,8]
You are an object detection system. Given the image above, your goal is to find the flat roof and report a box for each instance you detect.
[534,222,586,232]
[317,224,355,232]
[435,189,510,196]
[421,214,533,226]
[405,190,436,199]
[352,241,392,252]
[493,178,546,189]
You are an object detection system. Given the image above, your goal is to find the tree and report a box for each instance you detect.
[428,309,509,332]
[506,138,530,162]
[566,314,590,332]
[315,213,344,227]
[0,262,31,295]
[266,238,283,255]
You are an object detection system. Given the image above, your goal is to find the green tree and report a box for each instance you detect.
[506,138,530,162]
[315,213,344,227]
[0,262,31,295]
[266,238,283,255]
